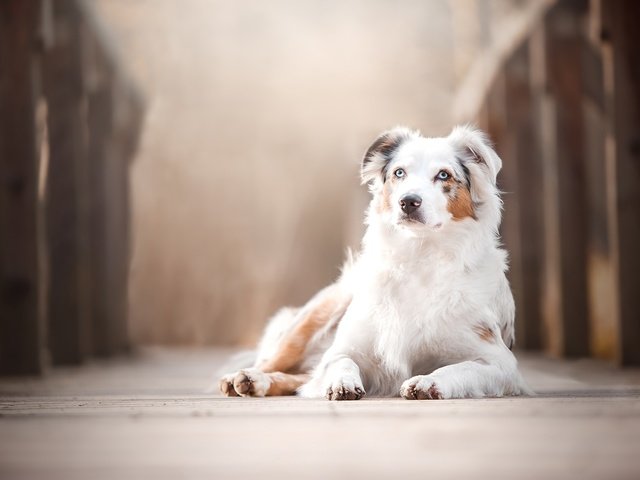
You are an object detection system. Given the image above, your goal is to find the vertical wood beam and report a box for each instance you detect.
[608,0,640,365]
[0,0,48,374]
[87,84,114,356]
[541,0,590,357]
[581,4,616,360]
[43,0,92,365]
[504,42,544,350]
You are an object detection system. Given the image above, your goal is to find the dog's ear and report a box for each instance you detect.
[361,127,416,185]
[448,125,502,187]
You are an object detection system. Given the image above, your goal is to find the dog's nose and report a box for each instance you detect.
[399,194,422,214]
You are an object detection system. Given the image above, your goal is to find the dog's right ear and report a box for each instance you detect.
[361,127,416,185]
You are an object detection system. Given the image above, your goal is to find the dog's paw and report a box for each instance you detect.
[325,376,365,401]
[232,368,270,397]
[219,373,239,397]
[400,375,444,400]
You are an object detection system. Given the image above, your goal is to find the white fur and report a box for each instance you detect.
[241,125,530,400]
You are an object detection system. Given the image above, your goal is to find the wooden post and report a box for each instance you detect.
[0,0,48,374]
[607,0,640,365]
[105,82,143,355]
[86,84,114,357]
[540,1,590,357]
[581,3,616,361]
[503,42,544,350]
[80,14,143,358]
[485,42,545,352]
[42,0,92,365]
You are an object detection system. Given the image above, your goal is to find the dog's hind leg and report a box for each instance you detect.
[256,283,351,374]
[219,283,351,397]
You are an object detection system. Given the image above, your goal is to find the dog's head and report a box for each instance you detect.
[361,125,502,234]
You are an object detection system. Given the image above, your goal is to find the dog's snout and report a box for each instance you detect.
[399,194,422,214]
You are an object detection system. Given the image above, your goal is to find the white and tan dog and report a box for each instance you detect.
[219,125,530,400]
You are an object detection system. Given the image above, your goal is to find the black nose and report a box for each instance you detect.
[399,194,422,214]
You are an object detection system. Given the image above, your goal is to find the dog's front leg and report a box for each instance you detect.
[298,352,366,400]
[400,346,530,400]
[323,355,366,400]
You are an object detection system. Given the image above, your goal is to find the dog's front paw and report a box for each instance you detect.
[400,375,444,400]
[232,368,271,397]
[325,376,365,401]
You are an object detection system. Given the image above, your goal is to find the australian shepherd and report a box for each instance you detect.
[219,125,530,400]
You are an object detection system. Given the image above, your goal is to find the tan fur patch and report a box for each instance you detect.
[258,285,351,373]
[266,372,310,396]
[447,183,476,221]
[473,324,496,343]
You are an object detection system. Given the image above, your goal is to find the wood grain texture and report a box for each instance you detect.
[1,348,639,480]
[0,0,48,375]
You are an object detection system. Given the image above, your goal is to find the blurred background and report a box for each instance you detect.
[1,0,638,376]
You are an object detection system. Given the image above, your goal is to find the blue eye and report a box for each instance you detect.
[436,170,450,181]
[394,168,405,178]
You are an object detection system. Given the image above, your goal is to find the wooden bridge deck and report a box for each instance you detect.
[1,348,639,480]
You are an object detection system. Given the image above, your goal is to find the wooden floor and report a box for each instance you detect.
[1,348,639,480]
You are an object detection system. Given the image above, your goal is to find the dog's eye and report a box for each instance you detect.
[394,168,405,178]
[436,170,450,181]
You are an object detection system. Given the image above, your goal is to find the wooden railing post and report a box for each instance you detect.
[505,42,544,350]
[42,0,92,365]
[539,0,591,357]
[0,0,49,374]
[606,0,640,365]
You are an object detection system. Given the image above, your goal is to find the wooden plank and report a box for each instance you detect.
[485,64,543,351]
[504,41,544,350]
[1,349,640,480]
[580,21,617,361]
[103,88,141,356]
[42,0,92,365]
[80,23,122,358]
[0,0,48,375]
[81,20,142,358]
[540,1,591,357]
[483,72,530,346]
[608,0,640,365]
[488,71,523,348]
[103,126,130,356]
[86,84,114,357]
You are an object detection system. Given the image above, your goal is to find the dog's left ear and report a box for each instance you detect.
[361,127,417,185]
[448,125,502,186]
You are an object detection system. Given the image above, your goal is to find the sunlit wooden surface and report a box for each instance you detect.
[1,348,639,480]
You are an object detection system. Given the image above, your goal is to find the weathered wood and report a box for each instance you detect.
[0,0,48,375]
[43,0,92,365]
[485,66,542,351]
[540,1,590,357]
[1,349,640,480]
[475,0,640,363]
[0,0,142,376]
[104,80,143,356]
[504,42,544,350]
[86,84,114,357]
[581,23,616,361]
[487,65,531,350]
[608,0,640,365]
[487,71,522,347]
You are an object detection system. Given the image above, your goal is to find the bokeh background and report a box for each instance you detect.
[95,0,456,347]
[1,0,639,374]
[94,0,547,347]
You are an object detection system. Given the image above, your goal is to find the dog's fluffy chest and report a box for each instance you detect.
[352,253,467,377]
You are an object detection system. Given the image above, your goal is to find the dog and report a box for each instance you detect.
[219,125,530,400]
